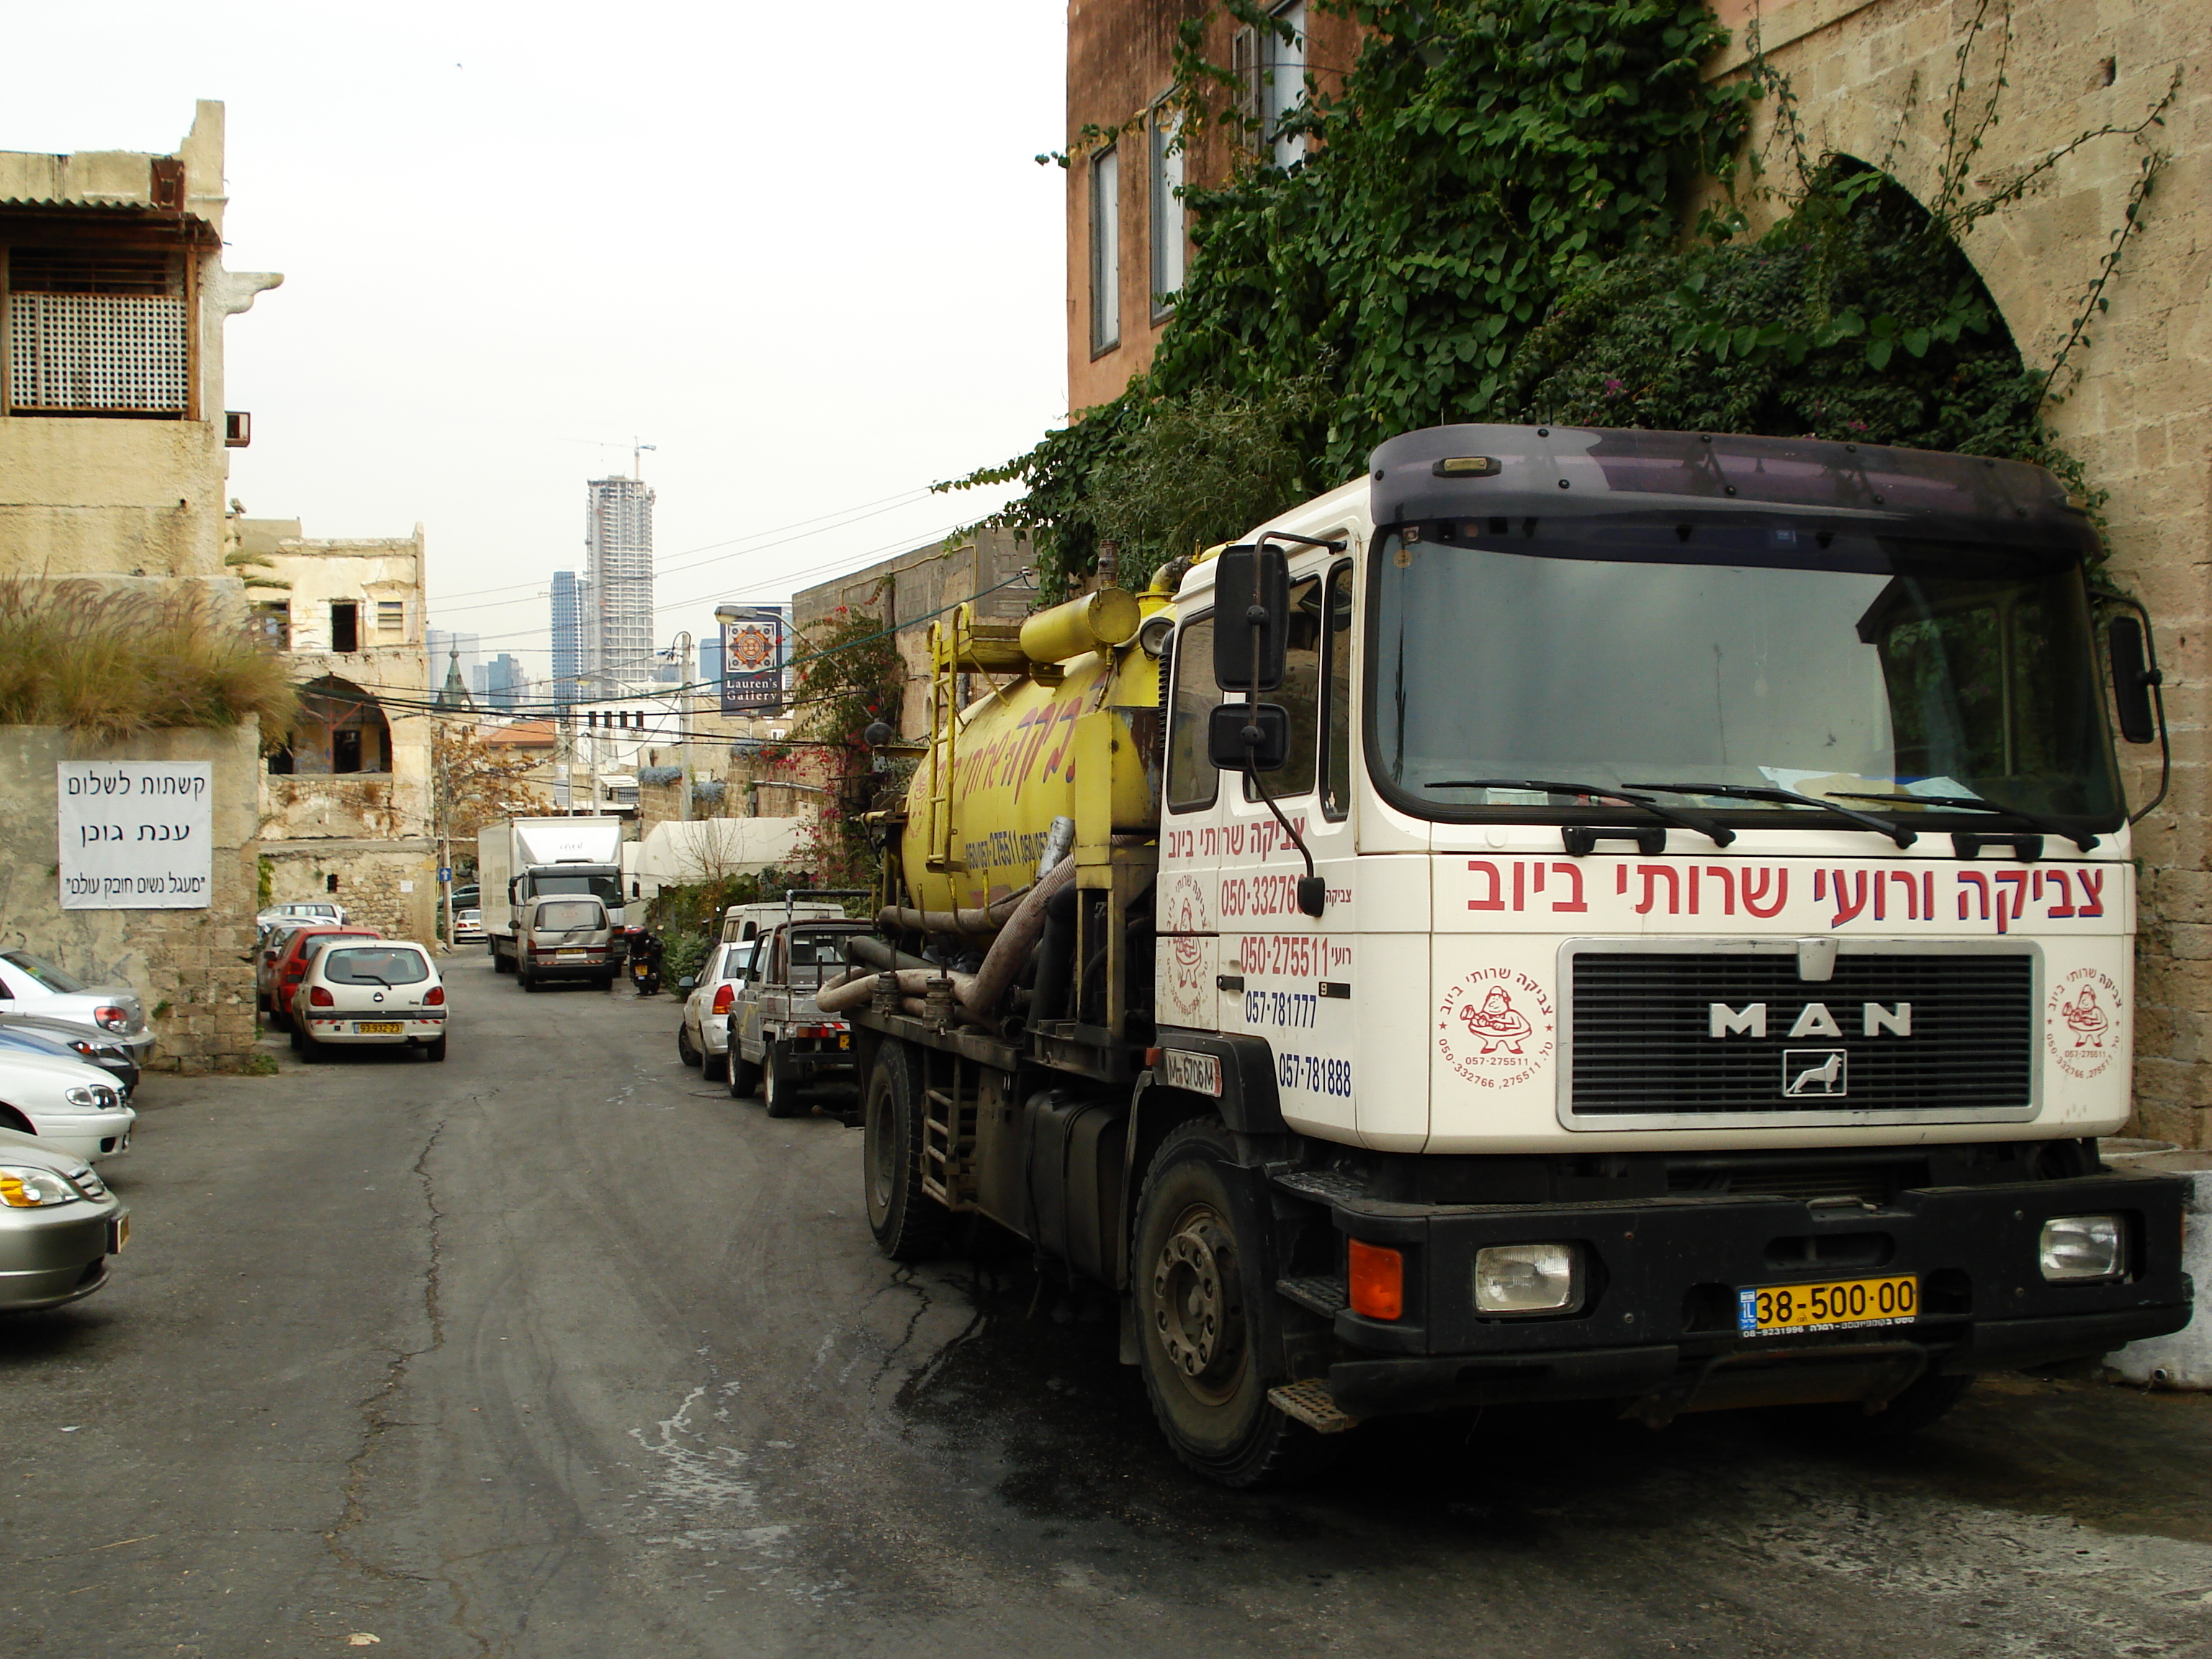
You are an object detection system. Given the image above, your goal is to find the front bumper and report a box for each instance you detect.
[28,1110,137,1164]
[0,1202,125,1312]
[1313,1174,2193,1420]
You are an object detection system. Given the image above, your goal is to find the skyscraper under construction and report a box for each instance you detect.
[583,475,655,691]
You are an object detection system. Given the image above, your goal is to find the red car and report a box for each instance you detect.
[263,927,380,1025]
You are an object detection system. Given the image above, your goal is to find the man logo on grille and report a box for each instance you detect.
[1784,1048,1848,1097]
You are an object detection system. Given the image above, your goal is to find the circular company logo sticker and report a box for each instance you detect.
[1162,874,1214,1026]
[1437,969,1557,1089]
[2046,966,2122,1080]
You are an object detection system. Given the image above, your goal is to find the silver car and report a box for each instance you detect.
[0,1125,127,1313]
[0,950,153,1062]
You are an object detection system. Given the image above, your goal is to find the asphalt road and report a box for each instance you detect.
[4,953,2209,1659]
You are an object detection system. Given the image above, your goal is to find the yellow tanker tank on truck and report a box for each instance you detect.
[834,424,2194,1488]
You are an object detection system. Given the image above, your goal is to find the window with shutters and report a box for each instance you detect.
[4,245,192,417]
[376,600,405,636]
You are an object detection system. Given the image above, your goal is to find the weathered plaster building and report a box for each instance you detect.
[245,519,439,943]
[0,101,280,1069]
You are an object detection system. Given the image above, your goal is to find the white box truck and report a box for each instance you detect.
[480,817,628,974]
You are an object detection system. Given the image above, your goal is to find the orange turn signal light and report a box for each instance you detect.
[1346,1238,1403,1321]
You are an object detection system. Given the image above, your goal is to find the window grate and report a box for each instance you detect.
[7,292,189,413]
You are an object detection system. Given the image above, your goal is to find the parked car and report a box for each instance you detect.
[0,1125,127,1313]
[451,885,480,912]
[516,896,617,992]
[0,1013,140,1094]
[0,951,153,1062]
[289,940,448,1062]
[0,1051,137,1163]
[0,1022,138,1097]
[258,901,346,927]
[675,940,756,1080]
[724,920,866,1115]
[451,908,485,945]
[262,927,382,1025]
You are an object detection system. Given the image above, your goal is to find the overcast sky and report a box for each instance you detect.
[8,0,1070,681]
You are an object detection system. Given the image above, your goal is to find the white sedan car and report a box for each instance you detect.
[0,950,154,1064]
[676,940,754,1081]
[0,1051,138,1163]
[290,941,447,1061]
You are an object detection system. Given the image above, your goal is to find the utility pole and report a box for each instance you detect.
[554,708,575,811]
[669,630,696,822]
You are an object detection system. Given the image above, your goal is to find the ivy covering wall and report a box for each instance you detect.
[948,0,2152,595]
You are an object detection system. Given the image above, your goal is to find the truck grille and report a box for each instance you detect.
[1568,949,2036,1124]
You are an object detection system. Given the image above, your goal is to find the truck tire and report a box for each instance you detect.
[1132,1119,1333,1488]
[862,1041,948,1260]
[492,940,513,974]
[728,1039,761,1100]
[763,1042,805,1118]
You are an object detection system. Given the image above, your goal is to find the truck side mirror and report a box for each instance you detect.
[1213,544,1289,692]
[2109,616,2162,745]
[1206,701,1290,771]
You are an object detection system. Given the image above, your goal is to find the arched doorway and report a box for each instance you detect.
[272,675,393,775]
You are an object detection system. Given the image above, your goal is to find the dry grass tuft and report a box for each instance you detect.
[0,580,297,743]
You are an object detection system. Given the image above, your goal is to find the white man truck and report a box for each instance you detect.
[837,423,2193,1486]
[480,816,629,974]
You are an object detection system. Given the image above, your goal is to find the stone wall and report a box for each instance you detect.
[1704,0,2212,1143]
[0,724,261,1073]
[261,837,439,945]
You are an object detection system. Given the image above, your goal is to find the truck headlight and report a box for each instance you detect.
[1474,1243,1582,1313]
[2039,1215,2124,1282]
[0,1166,83,1208]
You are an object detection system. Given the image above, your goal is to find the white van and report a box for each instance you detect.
[717,898,849,948]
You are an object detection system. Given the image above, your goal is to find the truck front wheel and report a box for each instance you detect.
[492,940,513,974]
[862,1042,947,1260]
[1133,1120,1330,1488]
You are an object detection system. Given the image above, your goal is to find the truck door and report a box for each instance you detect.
[1218,556,1358,1138]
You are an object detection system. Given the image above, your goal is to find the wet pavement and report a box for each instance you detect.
[2,952,2207,1658]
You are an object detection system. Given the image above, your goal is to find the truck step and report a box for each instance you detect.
[1267,1380,1361,1435]
[1276,1275,1349,1318]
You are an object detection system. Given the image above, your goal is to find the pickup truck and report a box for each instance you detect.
[724,920,869,1117]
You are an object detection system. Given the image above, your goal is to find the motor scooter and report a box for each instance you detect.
[626,928,663,996]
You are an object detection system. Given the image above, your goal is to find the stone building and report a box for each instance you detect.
[243,519,439,943]
[0,100,280,1070]
[1696,0,2211,1144]
[793,528,1034,738]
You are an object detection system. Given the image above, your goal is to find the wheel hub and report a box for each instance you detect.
[1151,1213,1242,1385]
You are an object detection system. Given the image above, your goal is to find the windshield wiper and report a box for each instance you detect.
[1830,792,2099,853]
[1629,781,1917,849]
[1426,778,1735,849]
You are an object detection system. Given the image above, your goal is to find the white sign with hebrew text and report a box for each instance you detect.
[57,761,214,909]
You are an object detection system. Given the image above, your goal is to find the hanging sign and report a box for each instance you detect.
[57,761,215,909]
[720,607,788,714]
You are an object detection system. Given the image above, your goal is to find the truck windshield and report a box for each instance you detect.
[1368,515,2123,828]
[535,873,624,907]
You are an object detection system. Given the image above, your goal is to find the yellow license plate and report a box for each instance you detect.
[1740,1274,1918,1336]
[355,1021,403,1034]
[838,1034,850,1049]
[110,1215,129,1253]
